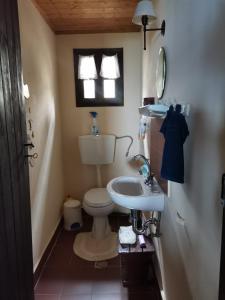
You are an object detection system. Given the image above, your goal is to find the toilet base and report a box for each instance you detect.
[73,232,118,262]
[91,216,111,240]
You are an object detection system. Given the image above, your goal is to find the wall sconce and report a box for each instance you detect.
[132,0,166,50]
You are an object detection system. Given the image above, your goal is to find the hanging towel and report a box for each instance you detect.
[160,104,189,183]
[138,116,149,140]
[119,226,136,245]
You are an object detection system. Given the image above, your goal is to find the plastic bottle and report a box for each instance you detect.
[89,111,100,135]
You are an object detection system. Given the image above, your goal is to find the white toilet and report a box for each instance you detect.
[73,135,118,261]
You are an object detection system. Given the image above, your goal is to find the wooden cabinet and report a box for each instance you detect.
[119,237,155,287]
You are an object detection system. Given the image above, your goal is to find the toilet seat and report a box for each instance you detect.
[84,188,112,208]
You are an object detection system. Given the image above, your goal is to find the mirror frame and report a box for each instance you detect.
[156,47,167,99]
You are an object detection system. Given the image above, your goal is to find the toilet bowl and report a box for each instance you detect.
[83,188,114,240]
[74,187,118,261]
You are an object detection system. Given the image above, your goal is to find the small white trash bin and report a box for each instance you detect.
[63,198,82,231]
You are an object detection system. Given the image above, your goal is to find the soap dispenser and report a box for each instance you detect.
[89,111,100,135]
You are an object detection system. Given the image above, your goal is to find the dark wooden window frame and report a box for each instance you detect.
[73,48,124,107]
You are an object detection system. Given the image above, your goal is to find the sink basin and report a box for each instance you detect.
[107,176,165,211]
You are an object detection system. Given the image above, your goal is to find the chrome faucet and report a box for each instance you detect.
[133,154,154,185]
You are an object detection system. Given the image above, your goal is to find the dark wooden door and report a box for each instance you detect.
[0,0,34,299]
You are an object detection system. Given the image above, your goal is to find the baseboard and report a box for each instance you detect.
[33,217,63,286]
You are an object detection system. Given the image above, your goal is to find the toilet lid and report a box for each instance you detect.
[84,188,113,208]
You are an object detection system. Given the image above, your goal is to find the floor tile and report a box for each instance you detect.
[80,215,93,232]
[60,295,92,300]
[92,294,126,300]
[107,255,120,268]
[126,283,162,300]
[35,294,59,299]
[69,253,94,270]
[56,230,77,247]
[81,222,92,232]
[92,281,122,295]
[127,292,160,300]
[46,244,73,270]
[35,268,66,295]
[62,270,93,295]
[92,269,124,295]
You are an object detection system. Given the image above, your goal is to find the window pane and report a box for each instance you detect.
[83,80,95,99]
[104,80,115,98]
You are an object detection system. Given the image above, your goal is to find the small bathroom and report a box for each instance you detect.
[4,0,224,299]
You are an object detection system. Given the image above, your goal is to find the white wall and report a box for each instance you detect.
[56,33,142,202]
[143,0,225,299]
[18,0,64,270]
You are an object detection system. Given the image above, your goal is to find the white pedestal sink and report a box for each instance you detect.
[107,176,165,211]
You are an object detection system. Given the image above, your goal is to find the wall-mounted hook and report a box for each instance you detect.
[25,152,38,159]
[24,142,35,149]
[28,119,33,131]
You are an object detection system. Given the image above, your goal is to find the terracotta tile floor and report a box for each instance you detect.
[35,214,161,300]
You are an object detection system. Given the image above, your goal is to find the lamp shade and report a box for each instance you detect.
[132,0,156,25]
[78,55,98,79]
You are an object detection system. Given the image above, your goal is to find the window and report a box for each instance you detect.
[83,80,95,99]
[73,48,124,107]
[104,80,115,98]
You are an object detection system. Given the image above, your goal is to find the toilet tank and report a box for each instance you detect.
[78,135,116,165]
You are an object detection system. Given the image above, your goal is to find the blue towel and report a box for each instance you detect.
[160,105,189,183]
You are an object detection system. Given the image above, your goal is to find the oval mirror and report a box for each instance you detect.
[156,47,166,99]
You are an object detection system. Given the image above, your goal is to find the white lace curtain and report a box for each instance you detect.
[78,54,120,80]
[78,55,98,80]
[100,54,120,79]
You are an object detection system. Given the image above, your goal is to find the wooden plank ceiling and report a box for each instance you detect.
[33,0,140,34]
